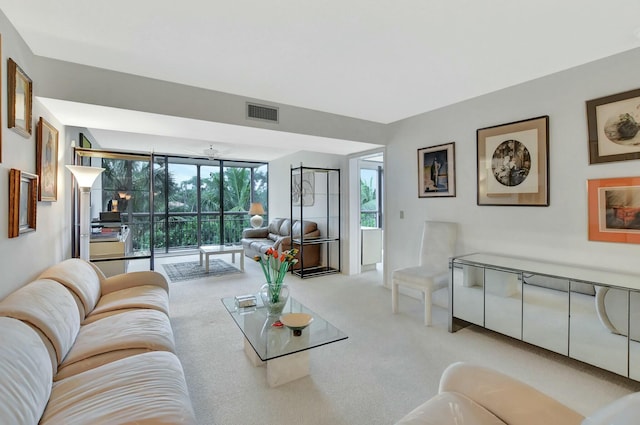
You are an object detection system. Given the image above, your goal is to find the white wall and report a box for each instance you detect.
[385,47,640,286]
[0,14,73,299]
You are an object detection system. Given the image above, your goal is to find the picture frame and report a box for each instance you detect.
[417,142,456,198]
[292,171,315,206]
[586,88,640,164]
[79,132,92,148]
[477,115,549,206]
[587,176,640,244]
[7,58,33,138]
[8,168,38,238]
[36,117,59,201]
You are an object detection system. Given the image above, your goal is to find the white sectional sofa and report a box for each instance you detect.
[396,362,639,425]
[0,258,196,424]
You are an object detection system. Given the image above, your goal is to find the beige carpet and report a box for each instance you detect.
[165,257,640,425]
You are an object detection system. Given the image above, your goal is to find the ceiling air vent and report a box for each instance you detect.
[247,103,279,123]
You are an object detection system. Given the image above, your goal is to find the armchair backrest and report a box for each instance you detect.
[418,221,457,273]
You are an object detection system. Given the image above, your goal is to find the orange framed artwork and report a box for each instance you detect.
[587,176,640,244]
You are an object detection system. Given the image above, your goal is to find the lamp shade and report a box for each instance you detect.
[66,165,105,188]
[248,203,265,215]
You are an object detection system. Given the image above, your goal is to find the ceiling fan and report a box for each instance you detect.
[183,143,228,160]
[202,144,220,160]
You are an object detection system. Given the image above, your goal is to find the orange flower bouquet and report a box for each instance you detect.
[254,247,298,304]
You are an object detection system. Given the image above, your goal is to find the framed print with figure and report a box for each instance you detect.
[417,142,455,198]
[588,176,640,244]
[7,58,32,138]
[586,88,640,164]
[477,115,549,206]
[36,118,59,201]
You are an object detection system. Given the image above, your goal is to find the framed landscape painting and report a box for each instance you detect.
[477,116,549,206]
[7,58,32,138]
[36,117,59,201]
[588,176,640,244]
[417,142,455,198]
[586,88,640,164]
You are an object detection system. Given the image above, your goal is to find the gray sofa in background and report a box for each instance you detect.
[241,218,321,269]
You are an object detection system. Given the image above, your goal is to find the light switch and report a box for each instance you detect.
[400,210,404,219]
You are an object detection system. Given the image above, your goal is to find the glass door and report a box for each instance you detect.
[73,148,153,275]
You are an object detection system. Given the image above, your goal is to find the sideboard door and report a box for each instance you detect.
[569,284,628,376]
[452,264,485,326]
[484,268,522,340]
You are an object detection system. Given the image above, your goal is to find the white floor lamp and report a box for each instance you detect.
[67,165,105,261]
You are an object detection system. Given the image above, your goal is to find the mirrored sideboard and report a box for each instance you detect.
[449,253,640,380]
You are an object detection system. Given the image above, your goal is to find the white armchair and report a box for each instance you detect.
[391,220,457,326]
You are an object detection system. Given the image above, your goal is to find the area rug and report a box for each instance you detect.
[162,259,241,283]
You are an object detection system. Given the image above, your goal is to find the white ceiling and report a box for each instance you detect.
[4,1,640,158]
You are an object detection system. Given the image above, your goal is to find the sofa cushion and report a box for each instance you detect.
[268,232,280,241]
[41,351,196,425]
[268,218,285,234]
[0,279,80,365]
[293,220,318,237]
[279,218,292,236]
[38,259,102,316]
[0,317,53,425]
[395,392,507,425]
[84,284,169,324]
[57,309,175,380]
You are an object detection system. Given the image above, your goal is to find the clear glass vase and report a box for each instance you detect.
[259,283,289,317]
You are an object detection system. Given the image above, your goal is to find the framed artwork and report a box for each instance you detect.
[8,168,38,238]
[587,176,640,244]
[79,132,92,148]
[417,142,456,198]
[36,118,59,201]
[477,115,549,206]
[292,171,315,206]
[586,88,640,164]
[7,58,33,138]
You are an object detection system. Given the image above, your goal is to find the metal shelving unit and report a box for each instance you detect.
[290,165,341,278]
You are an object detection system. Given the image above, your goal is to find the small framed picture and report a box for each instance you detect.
[7,58,33,138]
[292,170,315,206]
[586,88,640,164]
[8,168,38,238]
[36,118,59,201]
[587,176,640,244]
[417,142,455,198]
[477,116,549,206]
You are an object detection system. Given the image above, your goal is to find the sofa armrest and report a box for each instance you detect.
[439,362,584,425]
[242,227,268,238]
[100,271,169,295]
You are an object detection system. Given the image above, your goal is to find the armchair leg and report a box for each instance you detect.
[392,281,399,313]
[424,290,432,326]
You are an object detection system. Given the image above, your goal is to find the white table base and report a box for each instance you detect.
[243,339,310,387]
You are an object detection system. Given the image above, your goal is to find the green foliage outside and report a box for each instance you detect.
[100,158,267,253]
[360,173,378,227]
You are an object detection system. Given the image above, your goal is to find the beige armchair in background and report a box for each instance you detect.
[391,220,457,326]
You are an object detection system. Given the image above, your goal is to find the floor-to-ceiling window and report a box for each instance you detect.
[74,148,268,263]
[153,156,268,254]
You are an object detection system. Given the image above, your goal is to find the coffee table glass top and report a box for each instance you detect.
[221,296,348,362]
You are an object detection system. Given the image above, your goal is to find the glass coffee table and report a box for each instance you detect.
[221,296,348,387]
